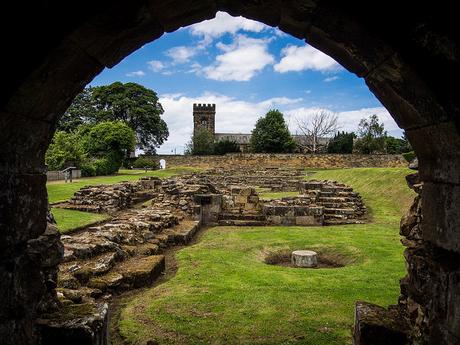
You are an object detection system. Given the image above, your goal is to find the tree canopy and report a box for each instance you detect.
[59,82,168,153]
[327,131,356,154]
[185,128,215,155]
[354,114,387,154]
[250,109,296,153]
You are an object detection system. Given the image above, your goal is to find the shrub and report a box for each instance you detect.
[80,162,96,177]
[327,131,355,154]
[402,151,416,163]
[214,139,240,155]
[132,156,158,169]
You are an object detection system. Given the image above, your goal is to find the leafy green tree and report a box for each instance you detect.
[45,131,85,170]
[354,114,387,154]
[214,139,240,155]
[185,128,215,155]
[327,131,356,154]
[83,121,136,167]
[384,135,412,154]
[60,82,168,153]
[250,109,296,153]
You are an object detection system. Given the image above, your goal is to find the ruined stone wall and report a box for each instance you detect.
[151,154,407,169]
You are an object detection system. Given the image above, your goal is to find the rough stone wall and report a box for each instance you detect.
[151,154,407,169]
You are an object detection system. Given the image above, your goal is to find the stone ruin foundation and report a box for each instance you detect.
[38,168,368,344]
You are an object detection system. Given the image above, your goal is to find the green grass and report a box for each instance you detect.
[47,167,199,204]
[118,167,415,345]
[51,208,110,234]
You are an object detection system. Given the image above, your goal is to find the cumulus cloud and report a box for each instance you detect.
[274,45,341,73]
[202,35,275,81]
[157,92,304,153]
[147,60,165,72]
[165,46,197,64]
[156,93,403,154]
[125,70,145,77]
[324,76,339,82]
[284,107,403,137]
[189,11,268,41]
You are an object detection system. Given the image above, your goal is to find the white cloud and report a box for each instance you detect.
[125,70,145,77]
[274,45,341,73]
[189,11,268,41]
[166,46,197,64]
[324,76,339,82]
[156,93,403,154]
[147,60,165,72]
[156,92,304,154]
[202,35,275,81]
[284,107,403,137]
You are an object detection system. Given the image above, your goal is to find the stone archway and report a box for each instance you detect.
[0,2,459,344]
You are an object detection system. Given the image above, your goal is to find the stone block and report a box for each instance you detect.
[295,216,318,226]
[353,301,408,345]
[422,182,460,253]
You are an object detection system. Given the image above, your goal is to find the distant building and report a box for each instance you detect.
[192,103,329,153]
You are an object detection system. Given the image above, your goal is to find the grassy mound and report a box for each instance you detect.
[117,167,414,345]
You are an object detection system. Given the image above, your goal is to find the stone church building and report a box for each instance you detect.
[193,103,328,153]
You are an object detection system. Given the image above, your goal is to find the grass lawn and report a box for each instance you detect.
[47,166,199,204]
[51,208,110,234]
[118,167,415,345]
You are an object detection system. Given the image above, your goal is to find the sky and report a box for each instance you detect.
[91,12,403,154]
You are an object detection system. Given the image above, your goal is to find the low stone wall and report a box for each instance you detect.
[150,153,406,169]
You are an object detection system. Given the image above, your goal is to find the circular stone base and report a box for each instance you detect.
[291,250,318,267]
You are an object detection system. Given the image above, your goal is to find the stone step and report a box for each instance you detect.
[61,235,121,262]
[217,219,266,226]
[318,196,349,203]
[164,220,200,245]
[218,213,266,221]
[321,202,356,209]
[324,208,356,215]
[324,218,366,225]
[321,186,353,193]
[87,255,165,293]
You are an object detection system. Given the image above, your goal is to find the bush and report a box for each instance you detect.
[402,151,416,163]
[132,156,158,169]
[214,139,240,155]
[80,162,96,177]
[327,131,355,154]
[92,158,119,176]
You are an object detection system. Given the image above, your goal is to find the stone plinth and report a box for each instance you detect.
[291,250,318,267]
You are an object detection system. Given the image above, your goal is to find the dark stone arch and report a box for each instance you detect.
[0,1,459,344]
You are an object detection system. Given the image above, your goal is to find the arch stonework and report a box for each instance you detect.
[0,1,459,344]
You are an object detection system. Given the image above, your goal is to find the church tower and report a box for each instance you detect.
[193,103,216,136]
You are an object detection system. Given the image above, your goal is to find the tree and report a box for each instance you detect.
[327,131,356,153]
[214,139,240,155]
[354,114,387,154]
[83,121,136,163]
[60,82,168,153]
[45,131,86,170]
[295,109,339,153]
[250,109,296,153]
[384,135,412,154]
[185,128,215,155]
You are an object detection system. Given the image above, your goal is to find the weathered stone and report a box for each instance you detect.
[353,301,408,345]
[36,302,108,345]
[291,250,318,267]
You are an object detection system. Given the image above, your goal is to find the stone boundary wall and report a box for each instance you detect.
[149,154,407,169]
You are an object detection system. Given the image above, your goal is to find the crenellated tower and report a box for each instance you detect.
[193,103,216,136]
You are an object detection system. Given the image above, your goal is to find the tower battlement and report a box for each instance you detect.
[193,103,216,111]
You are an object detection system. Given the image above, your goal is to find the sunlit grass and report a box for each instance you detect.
[118,168,415,345]
[51,208,110,234]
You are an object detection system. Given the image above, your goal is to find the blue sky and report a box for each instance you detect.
[91,12,403,154]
